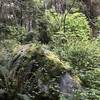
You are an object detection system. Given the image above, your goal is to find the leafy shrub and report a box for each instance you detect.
[0,25,28,43]
[67,41,100,69]
[46,12,90,41]
[45,9,63,32]
[6,26,28,43]
[49,12,91,55]
[45,10,100,99]
[62,12,90,40]
[0,39,20,68]
[49,17,100,99]
[51,38,100,99]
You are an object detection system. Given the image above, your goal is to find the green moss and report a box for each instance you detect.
[10,44,68,99]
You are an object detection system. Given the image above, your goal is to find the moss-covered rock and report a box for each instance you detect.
[8,44,80,100]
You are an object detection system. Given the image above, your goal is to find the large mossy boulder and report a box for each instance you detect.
[8,44,80,100]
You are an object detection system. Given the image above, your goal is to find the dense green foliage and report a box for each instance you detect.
[0,0,100,100]
[49,10,100,99]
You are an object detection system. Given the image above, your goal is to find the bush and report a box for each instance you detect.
[6,26,28,43]
[49,12,91,53]
[46,10,100,99]
[51,38,100,99]
[0,25,28,43]
[45,9,63,33]
[46,12,90,42]
[0,39,20,68]
[62,13,90,40]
